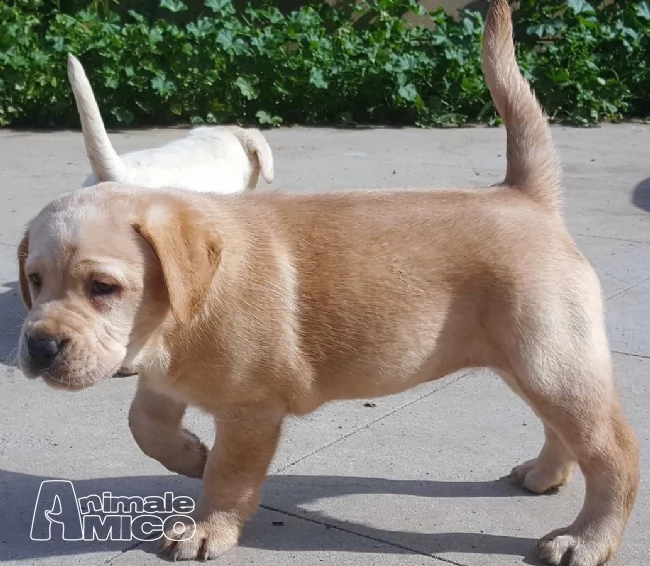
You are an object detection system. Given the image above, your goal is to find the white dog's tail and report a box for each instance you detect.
[67,54,128,184]
[228,127,275,187]
[483,0,562,211]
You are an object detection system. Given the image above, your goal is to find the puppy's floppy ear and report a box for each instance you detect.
[133,197,222,324]
[17,231,32,310]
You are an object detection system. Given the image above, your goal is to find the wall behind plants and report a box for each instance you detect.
[1,0,650,128]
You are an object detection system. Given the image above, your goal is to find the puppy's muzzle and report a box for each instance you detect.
[25,332,68,372]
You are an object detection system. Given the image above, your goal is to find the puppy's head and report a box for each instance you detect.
[17,184,221,390]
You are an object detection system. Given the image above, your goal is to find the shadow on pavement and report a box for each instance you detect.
[0,468,544,563]
[0,280,25,367]
[632,177,650,213]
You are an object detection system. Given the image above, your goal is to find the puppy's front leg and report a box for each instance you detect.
[128,379,208,478]
[160,404,285,561]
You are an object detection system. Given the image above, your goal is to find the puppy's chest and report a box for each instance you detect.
[146,363,259,412]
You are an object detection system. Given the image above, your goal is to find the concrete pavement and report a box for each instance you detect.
[0,125,648,566]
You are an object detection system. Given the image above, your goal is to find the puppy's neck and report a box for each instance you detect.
[126,314,175,375]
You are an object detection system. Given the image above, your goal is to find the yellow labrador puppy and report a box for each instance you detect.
[16,1,638,565]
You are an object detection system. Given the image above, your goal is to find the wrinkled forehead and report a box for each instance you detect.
[26,199,139,270]
[28,206,88,256]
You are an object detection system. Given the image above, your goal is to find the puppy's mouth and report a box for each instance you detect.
[41,373,91,391]
[38,361,123,391]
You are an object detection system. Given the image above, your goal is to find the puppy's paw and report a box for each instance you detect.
[173,428,208,479]
[159,517,239,561]
[509,457,572,495]
[537,527,614,566]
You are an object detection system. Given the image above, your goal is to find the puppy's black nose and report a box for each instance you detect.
[26,334,65,371]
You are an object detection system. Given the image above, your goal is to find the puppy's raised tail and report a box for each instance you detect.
[67,54,128,184]
[483,0,561,211]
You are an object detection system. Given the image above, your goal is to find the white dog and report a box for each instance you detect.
[67,54,274,193]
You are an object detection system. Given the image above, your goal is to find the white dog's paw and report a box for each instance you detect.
[159,517,239,561]
[509,457,573,494]
[537,527,614,566]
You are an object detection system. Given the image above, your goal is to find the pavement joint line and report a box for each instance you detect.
[606,275,650,301]
[612,350,650,361]
[272,371,470,475]
[0,241,16,249]
[591,259,630,288]
[573,232,650,246]
[97,506,468,565]
[103,539,149,565]
[259,503,468,566]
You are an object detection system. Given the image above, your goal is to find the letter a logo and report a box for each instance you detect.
[31,480,83,541]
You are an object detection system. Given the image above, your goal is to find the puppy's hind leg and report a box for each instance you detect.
[496,371,576,495]
[128,378,207,478]
[532,389,637,566]
[500,292,639,565]
[509,424,575,494]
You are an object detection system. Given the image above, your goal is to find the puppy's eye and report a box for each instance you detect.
[29,274,41,286]
[91,281,119,296]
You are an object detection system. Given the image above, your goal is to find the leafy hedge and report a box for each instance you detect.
[2,0,650,128]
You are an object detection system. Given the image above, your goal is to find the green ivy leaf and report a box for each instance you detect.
[152,75,176,96]
[216,29,234,50]
[235,76,258,100]
[128,10,146,23]
[205,0,234,14]
[637,2,650,20]
[549,69,570,85]
[309,68,328,89]
[160,0,188,13]
[567,0,595,15]
[256,110,283,125]
[398,83,418,102]
[111,107,135,125]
